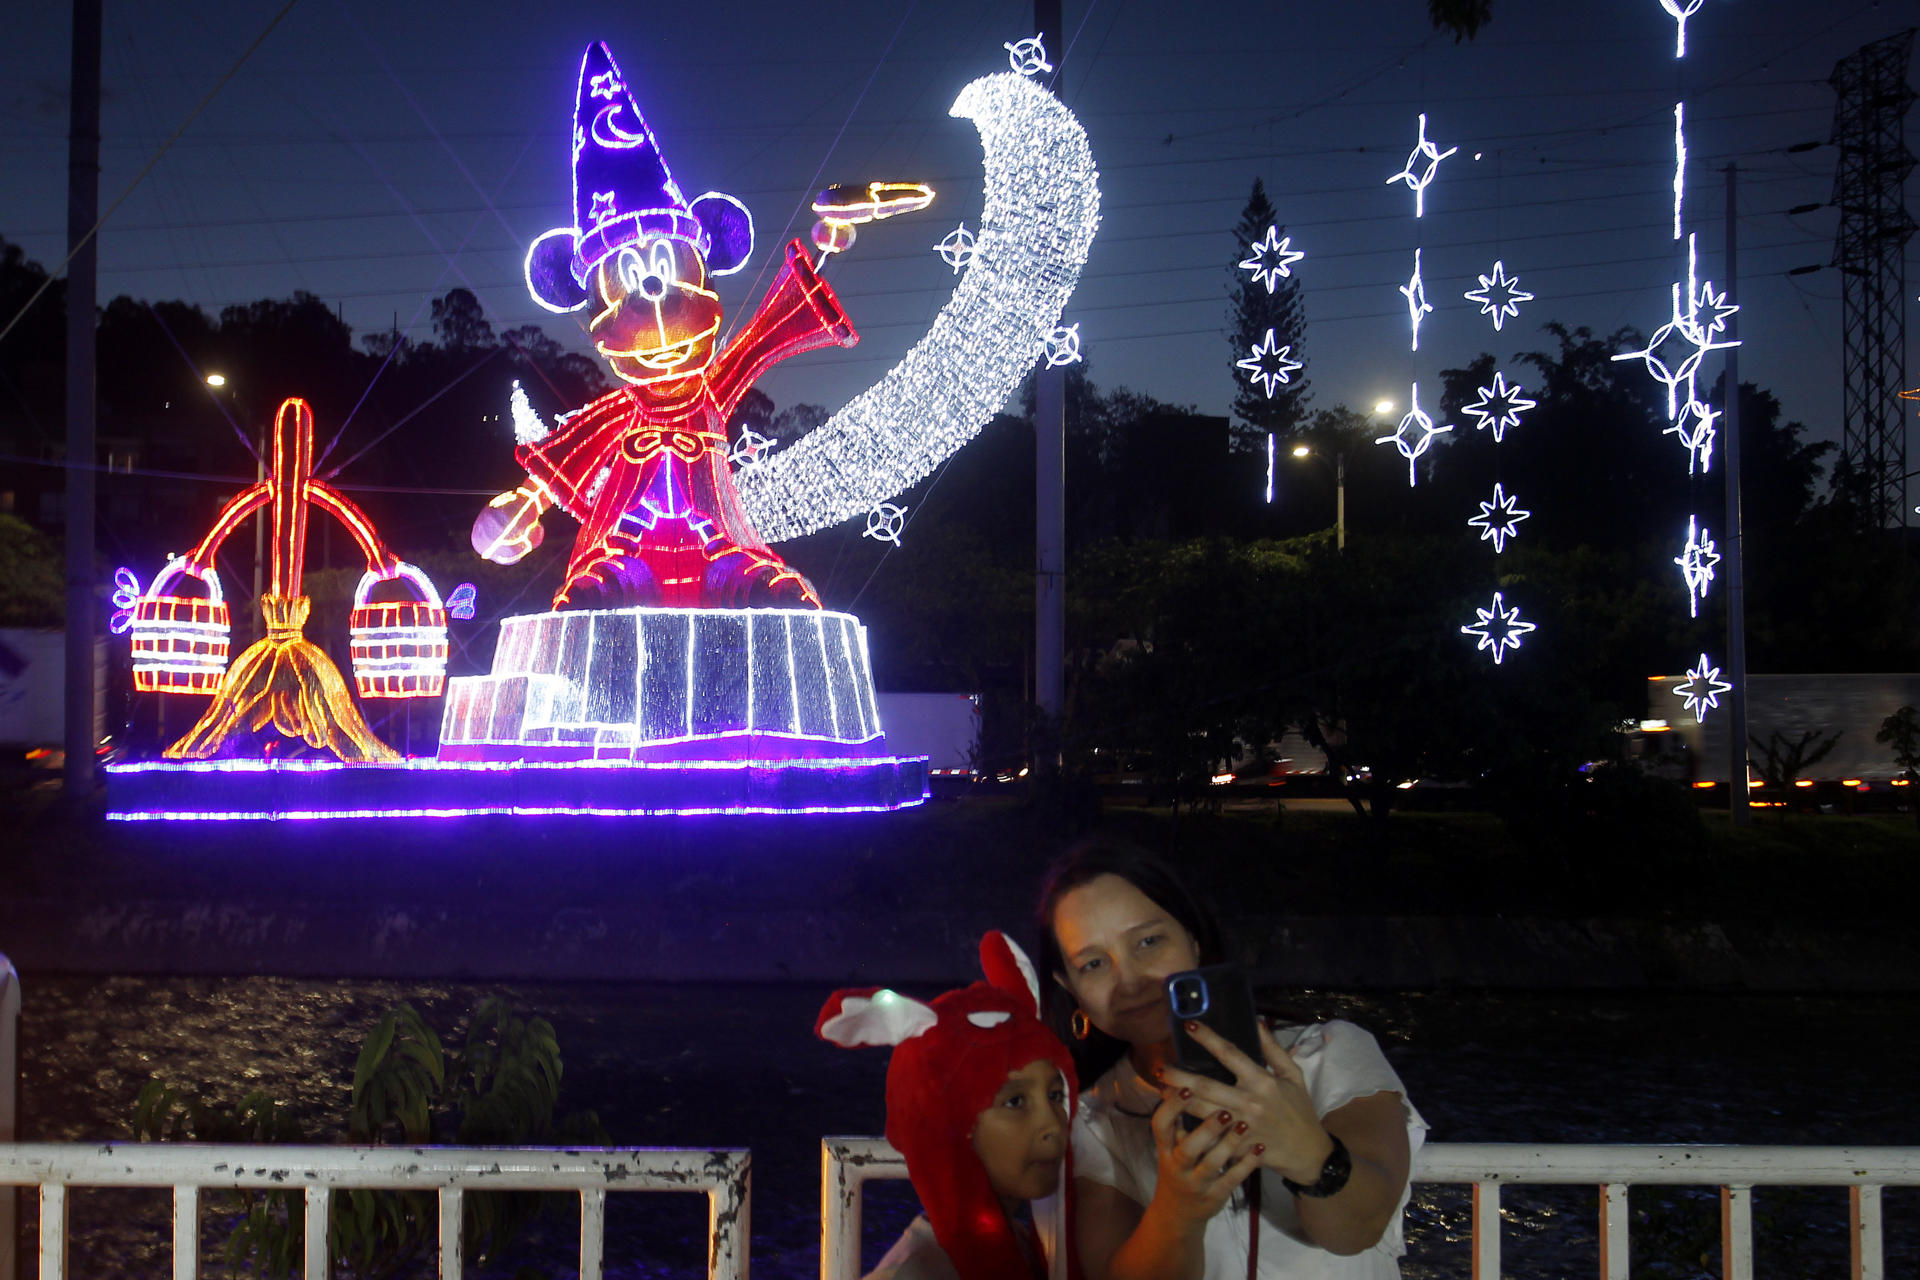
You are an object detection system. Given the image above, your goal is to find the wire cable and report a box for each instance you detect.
[0,0,299,349]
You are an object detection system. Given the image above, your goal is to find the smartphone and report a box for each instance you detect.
[1166,965,1264,1130]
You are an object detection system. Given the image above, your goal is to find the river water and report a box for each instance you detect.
[14,978,1919,1278]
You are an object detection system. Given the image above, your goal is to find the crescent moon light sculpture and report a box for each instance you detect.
[736,71,1100,542]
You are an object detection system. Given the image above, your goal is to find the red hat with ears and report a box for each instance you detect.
[817,933,1082,1280]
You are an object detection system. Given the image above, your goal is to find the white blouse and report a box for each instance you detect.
[1071,1020,1429,1280]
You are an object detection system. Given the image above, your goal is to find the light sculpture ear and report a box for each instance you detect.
[692,192,753,276]
[526,228,590,312]
[979,930,1041,1018]
[815,987,939,1048]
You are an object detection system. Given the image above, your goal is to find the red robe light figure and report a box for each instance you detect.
[475,42,918,611]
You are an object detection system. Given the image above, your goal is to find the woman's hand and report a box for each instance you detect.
[1160,1020,1334,1185]
[1146,1083,1262,1228]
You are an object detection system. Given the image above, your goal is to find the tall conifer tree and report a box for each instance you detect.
[1228,179,1310,453]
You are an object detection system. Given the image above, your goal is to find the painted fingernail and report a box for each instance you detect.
[1254,1143,1266,1156]
[1184,1020,1199,1033]
[1217,1110,1233,1124]
[1178,1087,1193,1100]
[1235,1121,1249,1135]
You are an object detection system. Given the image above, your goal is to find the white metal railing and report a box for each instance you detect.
[821,1137,1920,1280]
[0,1142,750,1280]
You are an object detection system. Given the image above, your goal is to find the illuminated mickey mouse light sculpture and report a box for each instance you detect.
[472,42,929,611]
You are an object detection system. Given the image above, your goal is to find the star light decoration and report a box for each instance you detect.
[1399,249,1434,351]
[1674,653,1732,722]
[1236,329,1304,399]
[729,428,777,472]
[1460,591,1536,665]
[1463,260,1534,333]
[1468,483,1531,554]
[736,72,1100,543]
[1674,515,1721,618]
[1460,372,1537,443]
[863,502,908,547]
[1237,225,1304,294]
[1385,113,1457,218]
[1666,397,1718,474]
[1376,383,1453,487]
[1003,35,1053,77]
[1612,234,1739,438]
[1043,323,1083,367]
[934,222,978,274]
[1660,0,1704,58]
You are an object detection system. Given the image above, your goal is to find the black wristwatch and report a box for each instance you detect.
[1281,1132,1352,1198]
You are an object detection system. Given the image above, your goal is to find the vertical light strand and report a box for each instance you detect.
[683,612,696,740]
[784,613,801,735]
[815,612,841,738]
[1672,102,1686,240]
[842,616,870,740]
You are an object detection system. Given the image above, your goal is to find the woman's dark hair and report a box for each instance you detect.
[1033,838,1233,1084]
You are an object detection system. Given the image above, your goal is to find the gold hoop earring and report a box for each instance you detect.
[1070,1009,1092,1041]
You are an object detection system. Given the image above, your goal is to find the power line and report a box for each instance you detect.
[0,0,299,349]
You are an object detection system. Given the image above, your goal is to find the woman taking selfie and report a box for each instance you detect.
[1035,841,1427,1280]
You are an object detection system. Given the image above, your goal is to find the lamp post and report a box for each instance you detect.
[1289,444,1346,552]
[206,373,264,608]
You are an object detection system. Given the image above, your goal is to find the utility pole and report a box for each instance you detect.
[1724,163,1749,826]
[63,0,102,797]
[1033,0,1066,761]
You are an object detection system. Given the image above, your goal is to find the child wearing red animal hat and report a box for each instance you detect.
[817,932,1083,1280]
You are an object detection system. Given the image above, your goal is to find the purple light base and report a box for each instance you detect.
[436,729,887,764]
[105,755,929,822]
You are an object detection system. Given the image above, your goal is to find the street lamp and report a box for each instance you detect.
[1289,443,1346,552]
[206,372,266,605]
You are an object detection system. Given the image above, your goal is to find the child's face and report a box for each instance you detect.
[969,1058,1069,1204]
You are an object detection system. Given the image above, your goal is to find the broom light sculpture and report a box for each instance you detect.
[157,397,441,762]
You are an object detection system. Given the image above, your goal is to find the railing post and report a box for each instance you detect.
[578,1187,606,1280]
[302,1186,329,1280]
[171,1185,197,1280]
[1850,1184,1882,1280]
[821,1140,861,1280]
[438,1186,463,1279]
[709,1150,750,1280]
[1720,1185,1752,1280]
[1598,1182,1628,1280]
[1471,1181,1499,1280]
[36,1185,64,1280]
[0,955,17,1280]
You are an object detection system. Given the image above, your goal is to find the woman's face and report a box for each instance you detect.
[970,1058,1069,1204]
[1051,873,1201,1049]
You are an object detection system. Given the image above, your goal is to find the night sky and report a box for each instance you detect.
[2,0,1913,466]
